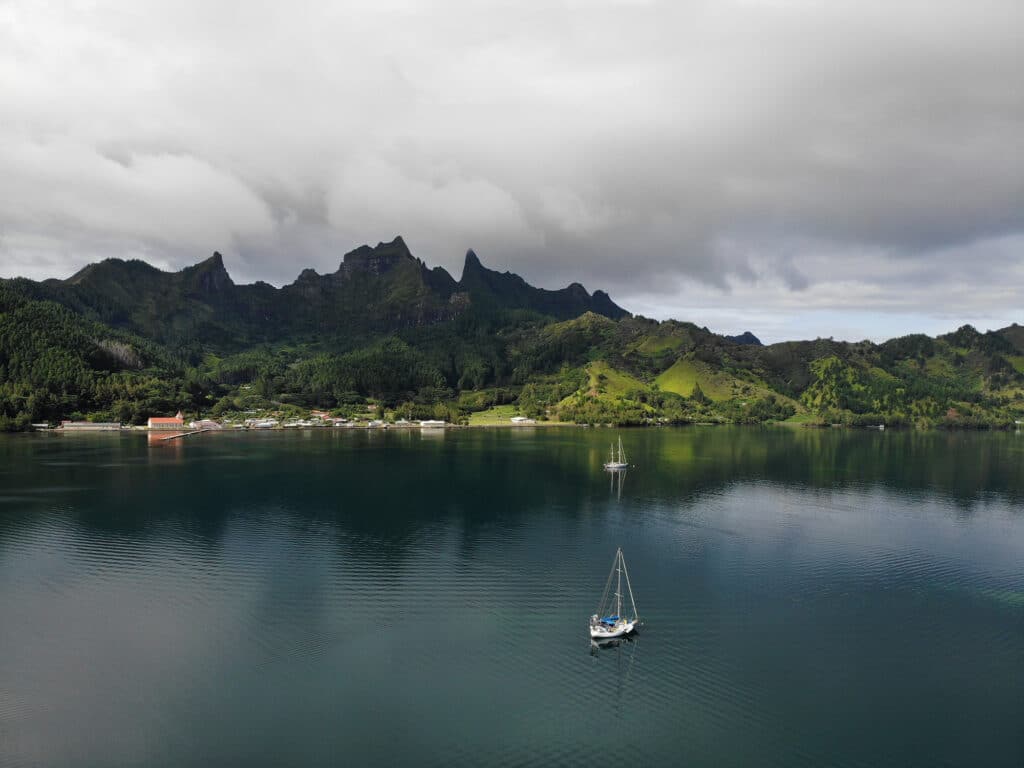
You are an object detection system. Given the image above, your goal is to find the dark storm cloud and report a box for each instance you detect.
[1,0,1022,341]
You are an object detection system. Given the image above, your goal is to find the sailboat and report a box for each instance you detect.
[603,436,628,471]
[589,548,640,639]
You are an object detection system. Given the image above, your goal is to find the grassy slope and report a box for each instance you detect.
[585,360,646,396]
[653,355,806,416]
[654,358,735,401]
[780,411,824,425]
[555,360,652,414]
[632,334,685,356]
[468,405,520,425]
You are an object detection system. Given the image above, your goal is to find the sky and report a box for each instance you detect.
[1,0,1022,344]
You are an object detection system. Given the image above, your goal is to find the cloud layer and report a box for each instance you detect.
[1,0,1022,341]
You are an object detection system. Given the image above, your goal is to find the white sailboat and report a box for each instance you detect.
[589,548,640,639]
[603,436,628,471]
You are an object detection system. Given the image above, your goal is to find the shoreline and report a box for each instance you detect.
[24,419,1023,436]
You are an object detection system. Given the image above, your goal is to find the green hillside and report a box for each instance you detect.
[1,242,1022,430]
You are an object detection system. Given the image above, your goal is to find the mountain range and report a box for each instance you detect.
[1,237,1022,429]
[16,236,627,348]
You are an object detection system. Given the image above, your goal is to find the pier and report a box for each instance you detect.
[158,429,211,441]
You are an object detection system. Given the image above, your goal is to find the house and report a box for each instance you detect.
[148,411,184,430]
[510,416,536,424]
[189,419,223,430]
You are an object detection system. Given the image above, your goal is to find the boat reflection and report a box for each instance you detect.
[589,634,640,713]
[609,469,627,499]
[589,630,640,652]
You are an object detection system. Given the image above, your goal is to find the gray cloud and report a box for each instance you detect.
[1,0,1022,341]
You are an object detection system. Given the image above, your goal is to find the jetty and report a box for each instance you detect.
[158,429,212,442]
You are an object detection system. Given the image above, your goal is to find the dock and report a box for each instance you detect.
[158,429,211,441]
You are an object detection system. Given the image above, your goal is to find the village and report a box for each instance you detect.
[47,410,538,433]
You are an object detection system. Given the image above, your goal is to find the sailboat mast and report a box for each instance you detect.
[615,548,622,618]
[620,551,639,620]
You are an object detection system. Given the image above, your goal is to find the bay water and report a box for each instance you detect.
[1,427,1022,766]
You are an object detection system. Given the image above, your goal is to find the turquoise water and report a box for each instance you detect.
[0,427,1022,766]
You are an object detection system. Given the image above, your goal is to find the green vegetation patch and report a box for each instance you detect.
[633,334,685,356]
[924,355,957,378]
[583,360,647,397]
[780,411,824,426]
[468,404,522,425]
[655,358,734,401]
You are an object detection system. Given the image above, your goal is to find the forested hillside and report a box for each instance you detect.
[2,239,1022,429]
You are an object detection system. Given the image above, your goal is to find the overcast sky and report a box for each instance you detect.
[1,0,1022,343]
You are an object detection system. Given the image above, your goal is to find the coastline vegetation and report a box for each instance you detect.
[2,251,1023,432]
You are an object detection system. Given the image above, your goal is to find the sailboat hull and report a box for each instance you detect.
[589,620,637,639]
[603,462,628,470]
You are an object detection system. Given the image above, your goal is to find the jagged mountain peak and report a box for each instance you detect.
[182,251,234,293]
[996,323,1024,354]
[456,247,628,320]
[461,248,514,280]
[201,251,225,269]
[340,236,416,276]
[566,282,588,296]
[727,331,763,346]
[460,248,520,282]
[64,257,160,286]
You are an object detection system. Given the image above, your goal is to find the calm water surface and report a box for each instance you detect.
[1,427,1022,767]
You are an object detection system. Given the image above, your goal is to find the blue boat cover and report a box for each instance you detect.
[600,615,620,625]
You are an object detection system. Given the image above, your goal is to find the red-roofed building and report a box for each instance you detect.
[148,411,184,430]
